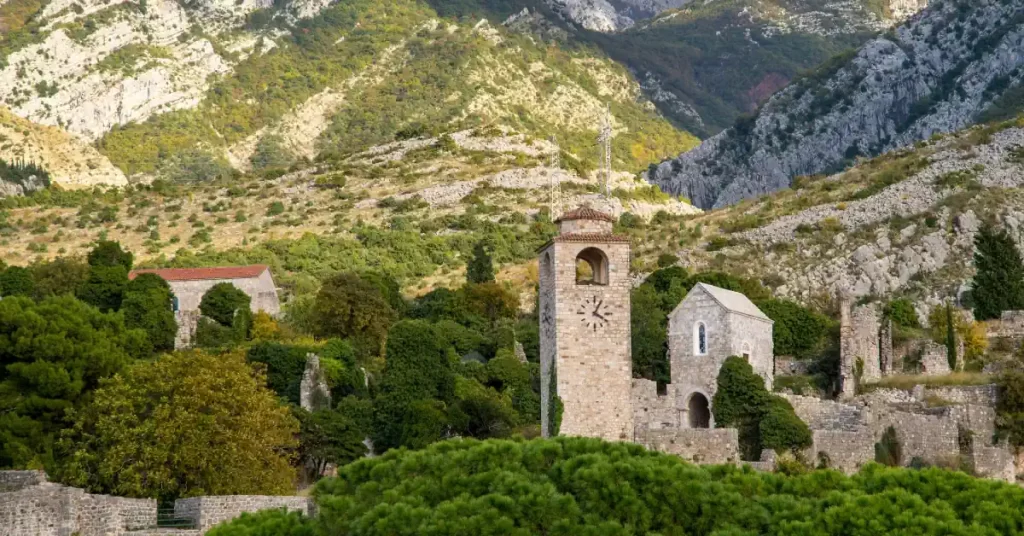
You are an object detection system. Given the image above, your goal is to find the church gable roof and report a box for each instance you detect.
[691,283,772,322]
[129,264,270,282]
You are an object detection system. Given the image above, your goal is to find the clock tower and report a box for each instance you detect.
[538,206,633,441]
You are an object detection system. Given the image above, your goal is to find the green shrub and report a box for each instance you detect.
[875,426,903,467]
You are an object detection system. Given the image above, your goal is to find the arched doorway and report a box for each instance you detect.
[688,393,710,428]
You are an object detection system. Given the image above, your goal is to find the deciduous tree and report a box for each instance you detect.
[59,350,297,498]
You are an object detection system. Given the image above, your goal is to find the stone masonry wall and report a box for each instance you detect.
[808,430,876,474]
[0,469,47,491]
[637,428,740,465]
[778,394,867,432]
[168,270,280,316]
[632,379,679,432]
[668,288,731,409]
[0,479,156,536]
[918,341,952,375]
[873,409,959,465]
[175,496,313,533]
[973,446,1016,482]
[927,385,999,407]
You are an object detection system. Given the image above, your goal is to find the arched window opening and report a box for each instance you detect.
[688,393,710,428]
[741,342,751,361]
[575,247,609,286]
[694,322,708,356]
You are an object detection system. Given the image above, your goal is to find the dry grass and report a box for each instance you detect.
[862,372,993,392]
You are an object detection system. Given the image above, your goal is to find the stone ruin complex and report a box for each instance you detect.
[0,470,312,536]
[540,206,1018,482]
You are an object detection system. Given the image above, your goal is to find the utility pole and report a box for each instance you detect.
[548,135,561,220]
[597,105,612,198]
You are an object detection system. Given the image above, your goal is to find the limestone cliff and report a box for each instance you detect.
[649,0,1024,208]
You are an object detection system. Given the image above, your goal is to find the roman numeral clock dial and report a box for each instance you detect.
[577,294,612,331]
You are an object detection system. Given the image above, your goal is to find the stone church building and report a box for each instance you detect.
[538,206,773,442]
[538,207,1015,482]
[128,264,281,348]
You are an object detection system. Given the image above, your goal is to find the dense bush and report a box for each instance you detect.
[121,273,177,352]
[200,282,252,327]
[714,357,811,460]
[759,298,833,358]
[884,298,921,328]
[214,437,1024,535]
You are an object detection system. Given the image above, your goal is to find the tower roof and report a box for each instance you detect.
[555,206,615,224]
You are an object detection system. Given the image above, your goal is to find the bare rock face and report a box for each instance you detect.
[650,0,1024,209]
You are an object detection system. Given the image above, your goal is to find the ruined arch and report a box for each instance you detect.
[575,247,609,285]
[688,392,710,429]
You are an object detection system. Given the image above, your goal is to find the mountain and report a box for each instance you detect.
[648,0,1024,209]
[0,0,696,183]
[545,0,928,33]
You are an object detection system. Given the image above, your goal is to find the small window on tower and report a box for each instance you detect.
[575,247,609,286]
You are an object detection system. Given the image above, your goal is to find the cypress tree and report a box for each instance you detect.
[945,302,958,371]
[466,241,495,284]
[971,223,1024,320]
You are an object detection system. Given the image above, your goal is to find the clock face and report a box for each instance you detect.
[577,294,612,332]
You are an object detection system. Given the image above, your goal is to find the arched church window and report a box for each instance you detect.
[741,342,751,361]
[575,247,609,286]
[695,322,707,356]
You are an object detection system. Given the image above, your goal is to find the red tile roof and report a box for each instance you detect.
[129,264,270,282]
[555,207,616,223]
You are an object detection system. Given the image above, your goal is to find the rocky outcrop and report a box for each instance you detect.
[651,0,1024,209]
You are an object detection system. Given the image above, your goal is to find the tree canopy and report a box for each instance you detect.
[971,223,1024,320]
[59,350,298,499]
[466,241,495,284]
[0,296,148,469]
[122,273,177,352]
[312,272,396,355]
[200,282,252,327]
[212,437,1024,535]
[87,240,134,271]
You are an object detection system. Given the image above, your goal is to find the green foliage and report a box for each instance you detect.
[372,320,455,452]
[213,436,1024,536]
[0,265,34,297]
[195,309,252,349]
[58,350,298,499]
[874,426,903,467]
[759,298,833,358]
[0,295,148,469]
[466,241,495,284]
[995,369,1024,448]
[312,272,397,356]
[76,265,129,312]
[293,407,367,479]
[157,148,234,183]
[206,509,316,536]
[714,357,810,459]
[87,240,133,271]
[0,158,50,189]
[247,341,316,405]
[200,282,252,327]
[884,298,920,328]
[121,273,177,352]
[630,285,669,384]
[971,222,1024,320]
[250,134,295,174]
[29,257,90,300]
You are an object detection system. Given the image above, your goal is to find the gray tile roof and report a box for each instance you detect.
[695,283,772,322]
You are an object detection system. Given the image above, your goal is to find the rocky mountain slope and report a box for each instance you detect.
[632,115,1024,312]
[649,0,1024,208]
[0,0,695,185]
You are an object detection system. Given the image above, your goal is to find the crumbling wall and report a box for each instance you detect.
[807,430,876,474]
[839,297,883,397]
[0,470,46,492]
[972,446,1015,482]
[300,353,331,411]
[778,393,867,432]
[637,428,740,465]
[873,410,959,465]
[774,357,813,376]
[632,379,679,432]
[174,495,313,533]
[927,385,998,407]
[918,341,952,376]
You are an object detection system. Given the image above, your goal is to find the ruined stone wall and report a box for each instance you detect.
[774,357,813,376]
[0,479,156,536]
[175,309,200,349]
[807,430,876,474]
[175,496,313,533]
[778,394,867,432]
[0,469,46,491]
[873,409,959,465]
[637,428,740,465]
[300,353,331,411]
[851,304,882,382]
[918,341,952,376]
[927,385,998,407]
[632,379,679,433]
[972,446,1016,482]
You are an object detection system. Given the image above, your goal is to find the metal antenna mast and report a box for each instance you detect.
[597,105,612,197]
[548,135,561,219]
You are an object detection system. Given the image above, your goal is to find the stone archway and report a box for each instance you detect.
[688,393,710,428]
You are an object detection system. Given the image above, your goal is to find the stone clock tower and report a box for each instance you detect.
[538,206,633,441]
